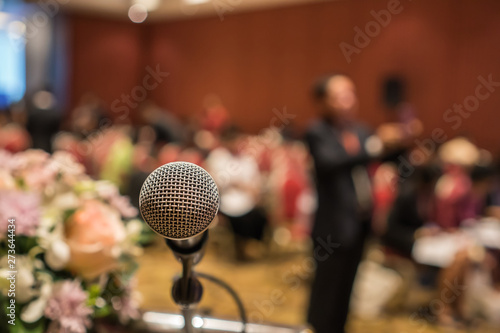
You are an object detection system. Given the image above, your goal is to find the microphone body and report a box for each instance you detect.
[167,232,207,307]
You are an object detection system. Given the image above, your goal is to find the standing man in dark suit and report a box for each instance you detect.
[306,74,381,333]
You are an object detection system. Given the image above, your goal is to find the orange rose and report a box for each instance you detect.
[65,200,126,280]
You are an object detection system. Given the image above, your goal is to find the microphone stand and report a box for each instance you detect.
[166,232,208,333]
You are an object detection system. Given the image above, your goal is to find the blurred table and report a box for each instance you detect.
[412,218,500,267]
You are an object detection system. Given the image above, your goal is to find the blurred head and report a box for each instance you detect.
[220,125,243,155]
[138,100,160,123]
[313,74,358,122]
[32,88,56,111]
[70,93,105,134]
[438,136,480,169]
[71,105,101,134]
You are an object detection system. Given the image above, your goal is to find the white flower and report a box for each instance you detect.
[20,277,53,323]
[95,180,116,198]
[17,258,37,303]
[36,210,65,251]
[0,169,16,190]
[126,219,143,238]
[0,256,36,303]
[49,151,86,177]
[52,192,81,211]
[45,240,71,271]
[119,220,144,257]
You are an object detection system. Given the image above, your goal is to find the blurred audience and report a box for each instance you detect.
[381,137,500,328]
[1,84,500,331]
[139,100,187,147]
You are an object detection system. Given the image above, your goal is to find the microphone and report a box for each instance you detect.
[139,161,219,308]
[139,161,219,241]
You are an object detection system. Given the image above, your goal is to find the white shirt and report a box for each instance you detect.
[205,147,261,217]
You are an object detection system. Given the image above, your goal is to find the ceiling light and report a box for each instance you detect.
[183,0,211,5]
[128,3,148,23]
[134,0,160,11]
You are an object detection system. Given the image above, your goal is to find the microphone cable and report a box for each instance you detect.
[197,272,247,333]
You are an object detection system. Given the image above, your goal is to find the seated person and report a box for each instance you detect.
[205,126,268,261]
[382,164,440,257]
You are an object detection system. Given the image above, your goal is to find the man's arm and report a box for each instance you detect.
[305,127,371,174]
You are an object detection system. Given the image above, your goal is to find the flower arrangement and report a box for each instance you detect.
[0,149,145,333]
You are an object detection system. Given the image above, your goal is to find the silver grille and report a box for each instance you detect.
[139,162,219,240]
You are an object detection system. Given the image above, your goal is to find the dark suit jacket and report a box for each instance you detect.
[305,117,372,248]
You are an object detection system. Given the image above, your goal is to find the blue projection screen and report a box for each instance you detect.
[0,17,26,109]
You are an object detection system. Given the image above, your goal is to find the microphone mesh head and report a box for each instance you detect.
[139,162,219,240]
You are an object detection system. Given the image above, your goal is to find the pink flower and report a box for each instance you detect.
[0,190,40,236]
[4,149,58,191]
[20,164,58,191]
[109,195,138,218]
[96,182,137,218]
[49,151,86,184]
[112,279,141,324]
[0,149,16,171]
[44,280,93,333]
[13,149,50,170]
[65,200,126,280]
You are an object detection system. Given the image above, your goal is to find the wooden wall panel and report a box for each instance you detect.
[68,0,500,151]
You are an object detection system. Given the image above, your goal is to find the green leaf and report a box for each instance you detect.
[15,236,38,254]
[15,178,25,189]
[137,224,156,246]
[62,209,77,223]
[9,317,45,333]
[88,284,102,298]
[94,305,112,318]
